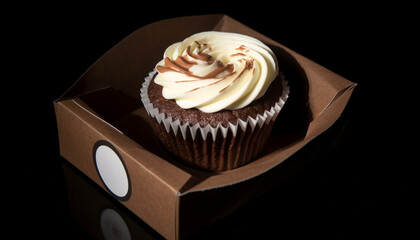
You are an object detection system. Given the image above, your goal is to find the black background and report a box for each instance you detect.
[9,2,416,239]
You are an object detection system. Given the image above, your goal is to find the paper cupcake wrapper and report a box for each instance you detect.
[140,70,290,141]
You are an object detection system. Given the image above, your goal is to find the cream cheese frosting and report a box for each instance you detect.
[154,31,279,113]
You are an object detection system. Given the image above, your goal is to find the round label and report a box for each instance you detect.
[93,140,131,201]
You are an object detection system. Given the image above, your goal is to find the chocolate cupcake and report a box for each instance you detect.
[141,31,289,171]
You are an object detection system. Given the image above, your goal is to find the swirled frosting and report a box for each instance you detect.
[154,31,278,113]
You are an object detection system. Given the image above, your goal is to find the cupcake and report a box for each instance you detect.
[141,31,289,171]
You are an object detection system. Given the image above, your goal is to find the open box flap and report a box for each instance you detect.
[58,14,227,101]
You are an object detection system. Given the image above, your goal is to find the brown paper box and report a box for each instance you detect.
[54,14,356,240]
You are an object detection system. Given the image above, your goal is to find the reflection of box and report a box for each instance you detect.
[54,15,356,240]
[62,161,161,240]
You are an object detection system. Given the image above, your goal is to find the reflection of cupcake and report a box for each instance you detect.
[141,31,289,171]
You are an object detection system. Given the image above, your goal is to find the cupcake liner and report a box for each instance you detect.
[140,70,290,141]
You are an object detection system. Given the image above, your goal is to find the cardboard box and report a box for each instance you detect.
[54,14,356,239]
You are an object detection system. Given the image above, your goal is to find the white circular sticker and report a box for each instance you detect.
[100,208,132,240]
[94,141,131,200]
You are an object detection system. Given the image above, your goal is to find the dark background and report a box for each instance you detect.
[10,2,416,239]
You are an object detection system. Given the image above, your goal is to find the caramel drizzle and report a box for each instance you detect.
[187,45,211,61]
[236,45,249,52]
[218,59,254,93]
[218,68,245,93]
[230,53,246,57]
[157,57,234,79]
[157,42,255,93]
[185,71,236,93]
